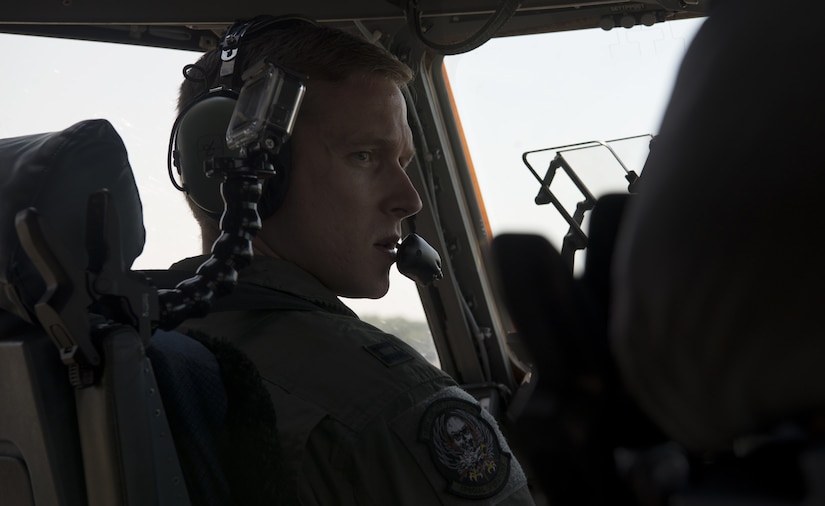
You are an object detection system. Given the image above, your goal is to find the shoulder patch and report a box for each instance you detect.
[418,397,511,499]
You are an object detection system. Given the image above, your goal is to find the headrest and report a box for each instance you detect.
[0,119,145,322]
[611,0,825,452]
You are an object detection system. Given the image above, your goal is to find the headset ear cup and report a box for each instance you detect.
[258,140,292,220]
[176,95,239,215]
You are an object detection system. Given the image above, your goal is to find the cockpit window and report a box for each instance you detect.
[0,34,202,266]
[0,33,438,365]
[0,19,704,369]
[443,18,705,256]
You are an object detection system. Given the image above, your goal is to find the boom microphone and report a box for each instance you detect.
[396,233,443,285]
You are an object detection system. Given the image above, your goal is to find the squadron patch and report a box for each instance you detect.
[418,397,511,499]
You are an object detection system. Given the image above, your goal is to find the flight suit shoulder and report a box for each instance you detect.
[390,385,533,504]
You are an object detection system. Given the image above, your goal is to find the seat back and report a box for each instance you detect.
[0,119,190,505]
[0,313,86,505]
[492,194,664,506]
[611,0,825,453]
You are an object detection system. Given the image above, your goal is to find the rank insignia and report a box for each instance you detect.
[418,397,511,499]
[363,340,414,367]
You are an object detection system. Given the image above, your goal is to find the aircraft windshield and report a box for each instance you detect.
[0,17,704,368]
[444,17,705,261]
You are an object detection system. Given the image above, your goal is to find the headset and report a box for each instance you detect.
[168,15,309,220]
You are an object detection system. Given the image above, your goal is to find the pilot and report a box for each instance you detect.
[169,18,534,505]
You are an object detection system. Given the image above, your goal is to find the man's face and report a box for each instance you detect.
[254,73,422,298]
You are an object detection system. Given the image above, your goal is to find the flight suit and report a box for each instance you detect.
[173,255,534,505]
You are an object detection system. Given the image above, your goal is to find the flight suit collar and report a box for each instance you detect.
[169,255,358,318]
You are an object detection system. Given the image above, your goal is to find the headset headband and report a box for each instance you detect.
[219,15,315,87]
[218,18,259,89]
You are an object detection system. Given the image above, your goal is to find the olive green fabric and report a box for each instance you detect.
[174,255,533,504]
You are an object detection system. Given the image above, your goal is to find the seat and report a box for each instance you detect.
[0,119,191,505]
[609,0,825,502]
[611,0,825,455]
[0,118,292,506]
[0,312,86,505]
[492,195,664,506]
